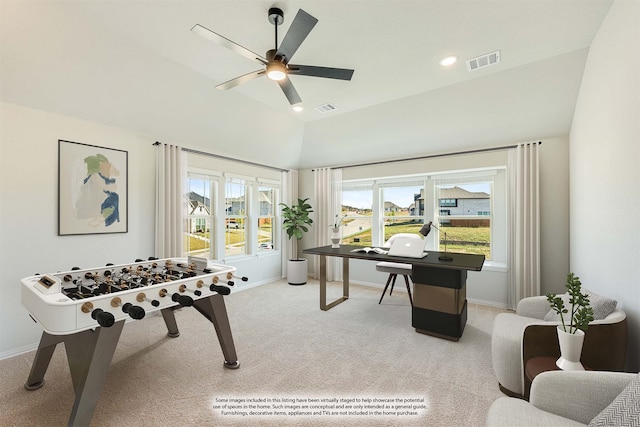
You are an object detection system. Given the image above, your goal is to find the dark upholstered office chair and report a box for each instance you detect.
[376,233,422,306]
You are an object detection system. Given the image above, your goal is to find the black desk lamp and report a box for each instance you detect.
[419,221,453,261]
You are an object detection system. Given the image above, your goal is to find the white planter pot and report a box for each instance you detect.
[556,326,585,370]
[330,227,341,248]
[287,259,308,285]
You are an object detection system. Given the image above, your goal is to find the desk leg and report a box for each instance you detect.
[320,255,349,311]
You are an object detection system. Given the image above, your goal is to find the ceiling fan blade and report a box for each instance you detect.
[288,65,354,81]
[276,9,318,63]
[191,24,267,64]
[216,70,265,90]
[277,77,302,105]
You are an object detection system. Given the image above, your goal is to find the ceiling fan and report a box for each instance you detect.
[191,7,354,109]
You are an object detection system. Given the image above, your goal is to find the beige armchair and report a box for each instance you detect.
[486,370,639,426]
[491,295,627,398]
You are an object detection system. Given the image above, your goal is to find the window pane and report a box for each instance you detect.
[341,218,373,246]
[185,217,211,257]
[436,184,491,259]
[258,186,274,250]
[186,176,214,258]
[225,179,246,256]
[257,217,273,250]
[342,188,373,246]
[382,185,423,243]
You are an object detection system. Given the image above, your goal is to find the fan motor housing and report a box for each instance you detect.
[268,7,284,25]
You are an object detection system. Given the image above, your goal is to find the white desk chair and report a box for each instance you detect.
[376,233,422,306]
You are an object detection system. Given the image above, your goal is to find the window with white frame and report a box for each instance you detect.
[434,182,492,259]
[340,183,373,246]
[185,172,217,259]
[184,154,283,261]
[380,182,424,243]
[341,169,504,262]
[257,184,276,251]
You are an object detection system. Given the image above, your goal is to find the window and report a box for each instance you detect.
[186,173,216,259]
[225,178,247,256]
[257,185,276,251]
[435,183,492,259]
[340,184,373,246]
[341,169,503,263]
[381,184,423,243]
[184,155,282,261]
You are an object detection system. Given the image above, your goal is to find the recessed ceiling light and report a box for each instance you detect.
[439,56,458,67]
[292,105,303,112]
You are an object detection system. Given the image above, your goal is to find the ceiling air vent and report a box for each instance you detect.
[314,103,337,113]
[466,50,501,71]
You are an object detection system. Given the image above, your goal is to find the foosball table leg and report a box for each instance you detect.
[192,294,240,369]
[65,320,124,427]
[24,332,66,390]
[24,321,125,427]
[160,307,180,337]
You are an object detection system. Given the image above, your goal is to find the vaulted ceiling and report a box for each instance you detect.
[1,1,613,169]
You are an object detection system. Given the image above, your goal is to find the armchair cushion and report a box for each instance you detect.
[486,397,585,427]
[588,372,640,427]
[486,371,638,427]
[543,290,617,321]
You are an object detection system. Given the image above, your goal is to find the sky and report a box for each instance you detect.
[343,183,491,209]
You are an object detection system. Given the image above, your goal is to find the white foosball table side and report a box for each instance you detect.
[21,258,242,427]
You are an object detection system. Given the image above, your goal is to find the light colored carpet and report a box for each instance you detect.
[0,280,507,426]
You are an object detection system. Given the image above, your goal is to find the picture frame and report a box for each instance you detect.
[58,139,128,235]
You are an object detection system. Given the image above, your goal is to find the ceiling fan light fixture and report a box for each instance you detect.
[292,104,304,112]
[266,62,287,81]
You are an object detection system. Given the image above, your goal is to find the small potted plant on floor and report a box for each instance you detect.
[546,273,594,370]
[280,198,313,285]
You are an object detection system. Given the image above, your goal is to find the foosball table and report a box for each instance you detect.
[21,256,246,427]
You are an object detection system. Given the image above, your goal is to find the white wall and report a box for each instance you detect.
[570,0,640,371]
[297,138,570,307]
[0,102,156,358]
[0,103,288,359]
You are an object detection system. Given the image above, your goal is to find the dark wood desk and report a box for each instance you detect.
[302,245,484,341]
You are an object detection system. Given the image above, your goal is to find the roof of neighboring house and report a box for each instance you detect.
[440,186,490,199]
[384,201,404,210]
[188,191,210,206]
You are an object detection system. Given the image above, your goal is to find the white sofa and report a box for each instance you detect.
[486,370,638,426]
[491,295,627,398]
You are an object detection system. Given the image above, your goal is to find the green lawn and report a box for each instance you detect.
[342,223,491,258]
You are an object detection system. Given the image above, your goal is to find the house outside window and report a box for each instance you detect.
[435,184,492,259]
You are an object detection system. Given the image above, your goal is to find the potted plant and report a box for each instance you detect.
[546,273,594,370]
[279,198,313,285]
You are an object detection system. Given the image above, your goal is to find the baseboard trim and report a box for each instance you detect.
[0,342,38,361]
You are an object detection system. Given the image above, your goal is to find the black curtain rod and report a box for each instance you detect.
[323,141,542,170]
[153,142,288,173]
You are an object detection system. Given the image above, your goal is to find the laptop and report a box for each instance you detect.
[387,237,428,258]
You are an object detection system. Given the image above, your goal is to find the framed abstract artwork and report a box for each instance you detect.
[58,140,128,235]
